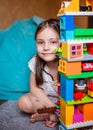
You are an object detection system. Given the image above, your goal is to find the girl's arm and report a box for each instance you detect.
[30,73,55,108]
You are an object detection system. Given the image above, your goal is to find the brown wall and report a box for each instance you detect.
[0,0,88,29]
[0,0,60,29]
[74,16,88,28]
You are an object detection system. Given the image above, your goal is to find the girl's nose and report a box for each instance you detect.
[44,43,49,50]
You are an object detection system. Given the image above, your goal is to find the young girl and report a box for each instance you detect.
[18,18,60,127]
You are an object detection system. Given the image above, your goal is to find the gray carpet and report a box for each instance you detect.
[0,101,59,130]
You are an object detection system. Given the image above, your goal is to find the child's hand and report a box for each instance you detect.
[45,113,59,128]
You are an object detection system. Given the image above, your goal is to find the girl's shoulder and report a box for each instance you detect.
[28,55,36,72]
[28,55,36,64]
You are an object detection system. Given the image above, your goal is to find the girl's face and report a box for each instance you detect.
[36,27,60,62]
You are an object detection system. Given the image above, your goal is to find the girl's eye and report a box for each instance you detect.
[37,41,44,44]
[50,41,58,44]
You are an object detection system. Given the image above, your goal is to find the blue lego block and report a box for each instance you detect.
[60,30,74,40]
[59,122,67,130]
[60,15,74,30]
[60,74,74,101]
[59,121,73,130]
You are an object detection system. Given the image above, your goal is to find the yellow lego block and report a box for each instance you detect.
[58,59,66,74]
[58,66,62,73]
[60,98,74,125]
[64,0,79,12]
[62,43,70,59]
[88,90,93,97]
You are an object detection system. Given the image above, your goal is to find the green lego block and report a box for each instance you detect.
[74,28,93,40]
[67,95,93,105]
[59,72,93,79]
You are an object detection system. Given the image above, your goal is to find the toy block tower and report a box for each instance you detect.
[57,0,93,129]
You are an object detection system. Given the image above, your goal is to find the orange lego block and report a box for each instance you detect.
[60,98,74,125]
[83,103,93,121]
[66,61,81,75]
[58,59,81,75]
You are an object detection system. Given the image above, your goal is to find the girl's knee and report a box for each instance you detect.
[17,94,33,113]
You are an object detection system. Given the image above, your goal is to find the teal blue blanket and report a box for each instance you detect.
[0,16,43,100]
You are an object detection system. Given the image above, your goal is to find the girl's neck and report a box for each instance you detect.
[46,58,58,69]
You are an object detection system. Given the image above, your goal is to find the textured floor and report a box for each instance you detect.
[0,101,59,130]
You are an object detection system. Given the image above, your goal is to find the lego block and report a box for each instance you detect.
[86,0,93,11]
[58,60,66,74]
[86,43,93,55]
[67,95,93,106]
[73,108,83,123]
[59,121,73,130]
[59,122,66,130]
[81,62,93,71]
[87,80,93,91]
[62,42,69,59]
[60,30,74,40]
[60,15,74,30]
[62,42,83,59]
[74,92,84,101]
[60,74,74,101]
[83,103,93,121]
[60,53,93,62]
[83,44,88,54]
[58,1,71,14]
[59,120,93,130]
[60,98,74,125]
[88,90,93,97]
[70,43,83,58]
[37,107,56,114]
[64,71,93,79]
[63,0,79,12]
[74,28,93,40]
[59,59,81,75]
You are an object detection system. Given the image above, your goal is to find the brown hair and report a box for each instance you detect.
[35,18,60,86]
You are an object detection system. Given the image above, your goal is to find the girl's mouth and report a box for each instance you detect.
[43,53,52,56]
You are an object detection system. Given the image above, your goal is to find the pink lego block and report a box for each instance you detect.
[73,108,83,123]
[70,44,82,58]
